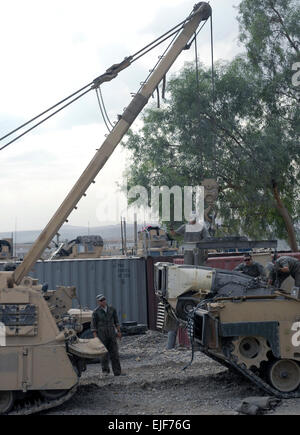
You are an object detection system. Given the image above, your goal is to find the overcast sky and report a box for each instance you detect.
[0,0,242,233]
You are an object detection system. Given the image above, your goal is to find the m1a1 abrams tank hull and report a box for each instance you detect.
[155,262,300,397]
[0,272,107,415]
[192,298,300,397]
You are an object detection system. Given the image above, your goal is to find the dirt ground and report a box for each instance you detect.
[44,330,300,416]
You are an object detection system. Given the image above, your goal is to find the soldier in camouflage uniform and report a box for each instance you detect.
[234,253,266,279]
[268,256,300,288]
[91,294,123,376]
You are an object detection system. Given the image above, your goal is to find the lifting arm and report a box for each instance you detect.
[13,2,212,285]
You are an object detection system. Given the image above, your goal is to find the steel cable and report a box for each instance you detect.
[0,88,92,151]
[95,88,112,133]
[0,8,209,151]
[98,87,114,129]
[0,21,188,147]
[0,83,93,143]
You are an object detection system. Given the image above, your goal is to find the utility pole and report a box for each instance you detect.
[134,213,138,255]
[120,217,124,255]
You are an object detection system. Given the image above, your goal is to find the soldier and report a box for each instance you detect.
[268,256,300,288]
[91,294,124,376]
[234,253,266,279]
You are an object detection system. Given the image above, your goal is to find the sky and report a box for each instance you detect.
[0,0,242,233]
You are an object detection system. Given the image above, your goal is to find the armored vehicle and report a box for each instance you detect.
[49,235,104,260]
[137,226,178,257]
[0,239,13,260]
[155,262,300,397]
[0,275,106,414]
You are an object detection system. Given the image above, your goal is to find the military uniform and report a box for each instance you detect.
[269,256,300,288]
[91,305,121,375]
[234,261,266,278]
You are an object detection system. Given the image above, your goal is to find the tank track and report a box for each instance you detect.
[6,385,78,415]
[199,345,300,400]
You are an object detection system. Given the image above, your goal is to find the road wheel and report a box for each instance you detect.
[0,391,15,414]
[40,389,69,400]
[231,336,270,369]
[176,298,197,321]
[269,359,300,393]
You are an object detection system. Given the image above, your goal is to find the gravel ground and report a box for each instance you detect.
[44,330,300,416]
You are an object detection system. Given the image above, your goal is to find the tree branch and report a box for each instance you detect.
[268,1,299,54]
[271,179,299,251]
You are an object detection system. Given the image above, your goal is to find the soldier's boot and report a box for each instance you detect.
[109,341,122,376]
[101,353,110,374]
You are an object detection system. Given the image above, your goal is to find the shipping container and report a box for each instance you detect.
[29,257,148,326]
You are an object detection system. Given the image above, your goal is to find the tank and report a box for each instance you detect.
[155,262,300,397]
[0,273,106,414]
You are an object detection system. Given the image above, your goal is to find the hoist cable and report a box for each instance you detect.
[137,27,183,95]
[1,21,188,145]
[131,26,185,64]
[130,18,189,61]
[0,88,91,152]
[0,7,209,151]
[98,86,114,129]
[194,32,200,94]
[185,19,209,50]
[95,88,111,133]
[0,83,92,143]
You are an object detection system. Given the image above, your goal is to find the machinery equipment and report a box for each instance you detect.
[49,235,104,260]
[0,2,212,414]
[155,262,300,398]
[0,239,12,260]
[137,226,178,257]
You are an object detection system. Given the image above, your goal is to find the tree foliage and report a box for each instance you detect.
[123,0,300,246]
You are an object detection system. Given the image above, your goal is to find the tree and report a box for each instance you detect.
[123,0,300,249]
[237,0,300,249]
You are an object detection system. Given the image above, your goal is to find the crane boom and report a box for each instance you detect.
[13,2,212,285]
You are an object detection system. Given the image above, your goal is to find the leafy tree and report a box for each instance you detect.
[237,0,300,249]
[123,0,300,249]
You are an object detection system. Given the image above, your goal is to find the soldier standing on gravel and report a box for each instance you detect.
[91,294,124,376]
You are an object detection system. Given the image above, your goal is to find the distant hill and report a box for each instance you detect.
[0,223,145,244]
[1,223,297,250]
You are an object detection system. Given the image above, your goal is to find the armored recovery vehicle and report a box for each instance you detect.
[0,2,212,414]
[155,262,300,397]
